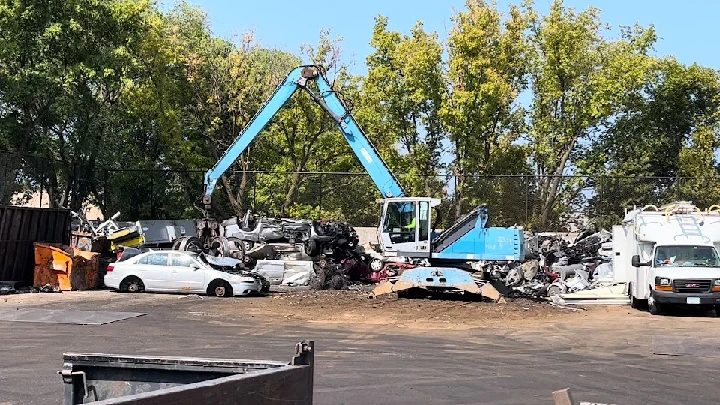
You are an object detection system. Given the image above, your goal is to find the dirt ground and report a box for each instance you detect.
[3,289,720,405]
[0,287,625,333]
[246,289,587,329]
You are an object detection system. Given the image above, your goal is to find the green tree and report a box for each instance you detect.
[0,0,161,211]
[527,0,655,229]
[442,0,534,224]
[591,58,720,226]
[361,16,447,199]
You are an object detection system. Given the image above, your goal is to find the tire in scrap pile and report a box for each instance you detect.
[310,261,348,290]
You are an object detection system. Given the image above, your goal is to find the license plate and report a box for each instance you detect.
[687,297,701,304]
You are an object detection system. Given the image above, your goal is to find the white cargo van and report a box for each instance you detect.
[613,201,720,315]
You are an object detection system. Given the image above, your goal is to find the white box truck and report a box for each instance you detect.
[613,201,720,315]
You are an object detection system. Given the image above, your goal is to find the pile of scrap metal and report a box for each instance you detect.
[71,211,144,255]
[171,210,372,290]
[224,210,315,249]
[491,228,614,299]
[73,210,200,255]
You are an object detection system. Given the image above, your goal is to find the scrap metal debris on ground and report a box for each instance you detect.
[249,225,619,305]
[104,205,618,305]
[490,228,615,301]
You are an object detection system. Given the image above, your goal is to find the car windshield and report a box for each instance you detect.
[655,245,720,268]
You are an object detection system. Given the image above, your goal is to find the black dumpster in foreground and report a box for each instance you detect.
[60,341,314,404]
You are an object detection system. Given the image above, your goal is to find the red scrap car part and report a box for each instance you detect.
[370,262,417,282]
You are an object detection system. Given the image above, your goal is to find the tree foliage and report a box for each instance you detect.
[1,0,719,231]
[527,0,657,229]
[362,16,447,199]
[443,0,534,226]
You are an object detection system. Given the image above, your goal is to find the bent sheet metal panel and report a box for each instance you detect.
[391,267,482,295]
[0,206,71,283]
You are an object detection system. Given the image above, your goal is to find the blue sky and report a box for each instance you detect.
[167,0,720,73]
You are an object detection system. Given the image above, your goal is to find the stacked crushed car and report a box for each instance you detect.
[496,229,614,299]
[170,210,374,288]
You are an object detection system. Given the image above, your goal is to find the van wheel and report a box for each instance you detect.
[714,305,720,317]
[649,301,663,315]
[120,277,144,293]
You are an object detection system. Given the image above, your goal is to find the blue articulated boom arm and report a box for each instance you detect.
[203,65,404,210]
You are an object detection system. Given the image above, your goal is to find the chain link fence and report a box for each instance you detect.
[3,151,719,230]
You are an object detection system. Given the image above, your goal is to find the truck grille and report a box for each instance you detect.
[673,279,712,293]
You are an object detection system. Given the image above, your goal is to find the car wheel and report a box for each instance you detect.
[207,280,233,298]
[649,300,663,315]
[120,277,144,293]
[370,258,384,272]
[184,237,204,252]
[304,239,320,257]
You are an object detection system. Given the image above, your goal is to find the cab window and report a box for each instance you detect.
[419,201,429,241]
[383,202,416,243]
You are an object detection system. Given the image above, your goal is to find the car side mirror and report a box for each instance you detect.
[631,255,648,267]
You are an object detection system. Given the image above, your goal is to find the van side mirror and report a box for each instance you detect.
[631,255,648,267]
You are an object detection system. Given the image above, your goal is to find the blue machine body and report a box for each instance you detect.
[431,228,525,261]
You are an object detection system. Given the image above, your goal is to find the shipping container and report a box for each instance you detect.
[0,206,71,284]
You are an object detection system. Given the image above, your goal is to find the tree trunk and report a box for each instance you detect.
[453,138,464,220]
[236,170,248,214]
[207,138,247,217]
[423,177,433,199]
[538,133,580,227]
[220,173,243,217]
[281,170,303,216]
[223,154,251,218]
[454,173,464,220]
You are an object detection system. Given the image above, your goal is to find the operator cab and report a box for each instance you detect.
[378,197,441,257]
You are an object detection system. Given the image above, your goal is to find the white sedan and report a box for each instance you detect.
[105,250,263,297]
